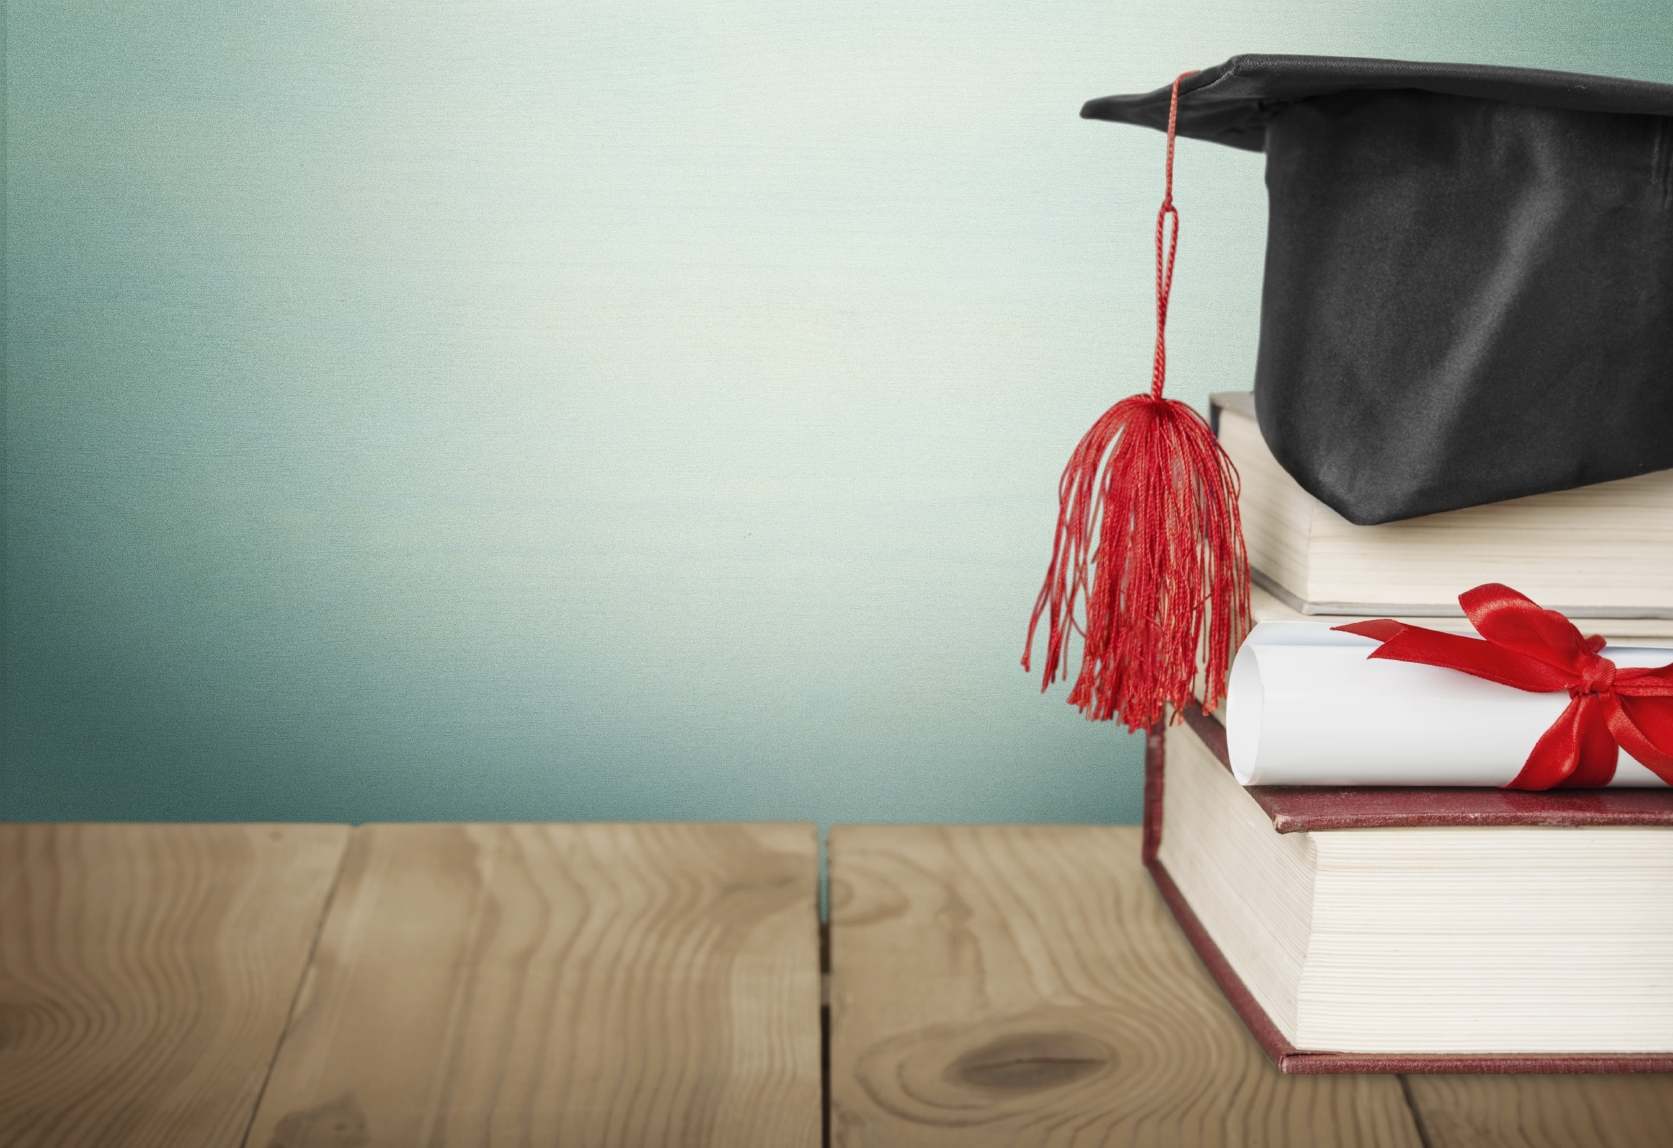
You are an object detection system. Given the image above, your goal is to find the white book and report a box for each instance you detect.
[1212,391,1673,619]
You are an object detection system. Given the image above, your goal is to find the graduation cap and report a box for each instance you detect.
[1085,55,1673,527]
[1025,56,1673,730]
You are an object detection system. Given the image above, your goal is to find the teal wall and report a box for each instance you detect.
[6,2,1671,825]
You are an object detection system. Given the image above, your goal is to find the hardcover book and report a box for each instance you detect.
[1145,704,1673,1073]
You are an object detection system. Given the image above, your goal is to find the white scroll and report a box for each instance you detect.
[1224,622,1673,787]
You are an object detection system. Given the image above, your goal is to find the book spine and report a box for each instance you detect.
[1143,721,1166,863]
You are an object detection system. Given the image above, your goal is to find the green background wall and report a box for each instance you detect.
[6,1,1671,825]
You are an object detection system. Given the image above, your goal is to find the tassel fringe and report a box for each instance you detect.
[1024,393,1250,730]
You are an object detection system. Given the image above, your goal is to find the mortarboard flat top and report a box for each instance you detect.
[1082,54,1673,150]
[1081,56,1673,526]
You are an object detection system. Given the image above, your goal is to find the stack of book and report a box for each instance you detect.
[1149,392,1673,1073]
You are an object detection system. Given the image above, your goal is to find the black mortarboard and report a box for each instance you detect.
[1083,55,1673,525]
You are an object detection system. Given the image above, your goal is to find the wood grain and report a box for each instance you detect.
[827,825,1423,1147]
[0,823,350,1148]
[245,822,821,1148]
[1404,1074,1673,1147]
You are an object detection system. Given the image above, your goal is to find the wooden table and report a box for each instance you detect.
[2,824,1669,1147]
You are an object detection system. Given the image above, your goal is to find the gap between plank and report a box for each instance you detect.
[1397,1075,1436,1148]
[237,827,358,1148]
[820,919,831,1148]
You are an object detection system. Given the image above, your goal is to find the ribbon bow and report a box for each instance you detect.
[1335,583,1673,790]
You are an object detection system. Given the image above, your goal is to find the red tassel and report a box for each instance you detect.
[1023,72,1250,730]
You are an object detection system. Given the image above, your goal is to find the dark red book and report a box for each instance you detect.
[1145,704,1673,1073]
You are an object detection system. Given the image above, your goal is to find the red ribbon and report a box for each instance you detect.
[1334,584,1673,790]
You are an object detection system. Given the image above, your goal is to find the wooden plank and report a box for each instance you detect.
[246,822,821,1148]
[1404,1074,1673,1147]
[827,824,1423,1147]
[0,823,350,1148]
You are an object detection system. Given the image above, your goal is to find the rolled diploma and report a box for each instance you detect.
[1225,622,1673,787]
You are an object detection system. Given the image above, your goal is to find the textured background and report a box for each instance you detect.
[6,1,1672,824]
